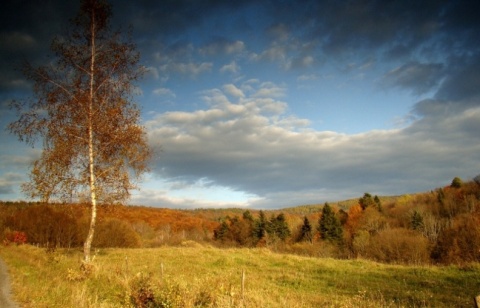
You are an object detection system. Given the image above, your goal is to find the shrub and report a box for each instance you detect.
[93,218,141,248]
[128,273,156,308]
[4,230,27,245]
[376,228,430,264]
[356,228,430,264]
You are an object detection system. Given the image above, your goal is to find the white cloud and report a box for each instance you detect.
[143,81,480,208]
[220,61,240,74]
[223,84,245,99]
[159,61,213,77]
[153,87,176,98]
[253,82,286,98]
[146,66,159,80]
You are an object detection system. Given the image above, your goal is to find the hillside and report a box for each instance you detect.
[1,177,480,265]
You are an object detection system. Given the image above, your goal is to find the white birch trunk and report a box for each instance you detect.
[84,7,97,264]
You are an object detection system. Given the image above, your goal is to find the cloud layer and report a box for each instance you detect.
[1,0,480,208]
[144,80,480,208]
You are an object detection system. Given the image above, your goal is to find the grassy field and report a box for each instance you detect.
[1,243,479,307]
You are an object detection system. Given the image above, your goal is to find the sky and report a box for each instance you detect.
[1,0,480,209]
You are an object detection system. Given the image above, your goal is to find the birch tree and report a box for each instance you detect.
[8,0,150,263]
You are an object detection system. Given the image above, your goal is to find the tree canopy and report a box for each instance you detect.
[8,0,150,262]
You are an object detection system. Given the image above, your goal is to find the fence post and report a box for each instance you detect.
[160,262,164,281]
[241,269,245,302]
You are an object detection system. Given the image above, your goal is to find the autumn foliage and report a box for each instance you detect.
[1,176,480,265]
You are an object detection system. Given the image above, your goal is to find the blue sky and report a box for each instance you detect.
[1,0,480,209]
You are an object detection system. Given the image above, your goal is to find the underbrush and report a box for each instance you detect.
[1,244,479,307]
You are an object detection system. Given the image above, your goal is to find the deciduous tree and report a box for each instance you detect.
[8,0,150,263]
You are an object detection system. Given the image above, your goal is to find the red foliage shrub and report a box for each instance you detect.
[4,230,27,245]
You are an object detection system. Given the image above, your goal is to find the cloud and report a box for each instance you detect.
[199,39,245,56]
[159,61,213,78]
[250,46,287,64]
[252,82,286,99]
[381,61,444,95]
[223,84,245,99]
[153,87,176,98]
[220,61,240,74]
[0,31,36,51]
[435,56,480,102]
[297,74,318,82]
[145,80,480,208]
[0,173,24,195]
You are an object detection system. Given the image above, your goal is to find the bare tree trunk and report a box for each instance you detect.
[84,7,97,264]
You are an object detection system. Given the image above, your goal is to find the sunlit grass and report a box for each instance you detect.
[1,243,479,307]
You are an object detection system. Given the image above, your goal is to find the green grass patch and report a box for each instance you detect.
[1,244,479,307]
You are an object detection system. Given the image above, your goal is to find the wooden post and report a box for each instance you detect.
[160,262,164,280]
[124,256,129,279]
[241,269,245,302]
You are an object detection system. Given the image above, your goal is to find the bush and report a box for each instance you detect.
[358,228,430,264]
[93,218,141,248]
[4,230,27,245]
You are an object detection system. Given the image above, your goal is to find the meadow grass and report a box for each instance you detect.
[1,243,479,307]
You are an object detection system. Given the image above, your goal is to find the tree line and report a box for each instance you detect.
[212,176,480,265]
[1,176,480,265]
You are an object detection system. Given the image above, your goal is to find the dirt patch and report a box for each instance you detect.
[0,258,18,308]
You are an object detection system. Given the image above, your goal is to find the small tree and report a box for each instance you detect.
[297,216,313,243]
[253,210,267,242]
[274,213,291,241]
[318,203,343,244]
[450,177,463,188]
[410,210,424,231]
[474,174,480,186]
[359,193,375,210]
[8,0,150,263]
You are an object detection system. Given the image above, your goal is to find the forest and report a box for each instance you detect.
[1,176,479,265]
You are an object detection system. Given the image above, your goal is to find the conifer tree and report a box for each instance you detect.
[254,210,267,242]
[298,216,313,243]
[318,203,343,243]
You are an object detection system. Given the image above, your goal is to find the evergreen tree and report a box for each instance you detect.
[359,193,375,210]
[411,210,424,231]
[374,195,383,212]
[451,177,463,188]
[213,220,230,242]
[273,213,291,241]
[253,210,267,242]
[298,216,313,243]
[318,203,343,243]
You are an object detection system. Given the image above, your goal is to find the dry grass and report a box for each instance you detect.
[1,244,479,307]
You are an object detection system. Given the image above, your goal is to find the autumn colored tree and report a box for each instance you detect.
[8,0,150,262]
